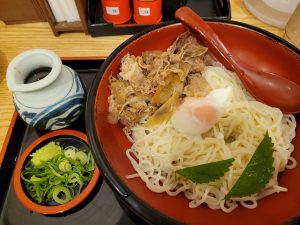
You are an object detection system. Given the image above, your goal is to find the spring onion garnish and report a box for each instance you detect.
[21,141,95,205]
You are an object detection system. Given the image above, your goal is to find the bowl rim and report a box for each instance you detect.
[13,129,101,215]
[86,20,300,225]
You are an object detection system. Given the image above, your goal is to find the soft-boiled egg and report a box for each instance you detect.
[171,87,232,135]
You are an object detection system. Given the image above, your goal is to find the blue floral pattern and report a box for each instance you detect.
[15,74,85,130]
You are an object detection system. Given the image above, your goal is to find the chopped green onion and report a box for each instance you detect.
[58,160,71,172]
[68,173,80,183]
[21,142,95,205]
[64,148,76,159]
[52,185,72,204]
[75,151,88,165]
[29,175,42,183]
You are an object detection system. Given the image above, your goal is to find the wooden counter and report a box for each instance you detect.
[0,0,285,152]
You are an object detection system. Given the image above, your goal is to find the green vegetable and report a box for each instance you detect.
[21,142,95,205]
[52,185,72,204]
[176,158,234,184]
[58,160,71,172]
[75,151,88,165]
[64,148,76,159]
[30,142,63,167]
[225,131,274,200]
[29,175,42,183]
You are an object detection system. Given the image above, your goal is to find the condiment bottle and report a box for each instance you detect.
[133,0,162,24]
[101,0,131,24]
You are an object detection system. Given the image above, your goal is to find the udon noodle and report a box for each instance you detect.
[108,32,297,213]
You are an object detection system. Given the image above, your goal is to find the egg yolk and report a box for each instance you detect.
[171,87,231,135]
[184,97,219,128]
[171,97,221,135]
[192,103,219,125]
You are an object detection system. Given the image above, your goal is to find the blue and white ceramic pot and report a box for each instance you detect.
[6,49,85,130]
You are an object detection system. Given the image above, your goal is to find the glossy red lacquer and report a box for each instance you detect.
[94,22,300,225]
[175,7,300,114]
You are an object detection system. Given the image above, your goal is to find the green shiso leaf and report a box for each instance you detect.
[225,131,274,200]
[176,158,234,184]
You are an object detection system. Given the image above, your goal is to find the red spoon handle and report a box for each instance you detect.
[175,6,300,113]
[175,6,245,78]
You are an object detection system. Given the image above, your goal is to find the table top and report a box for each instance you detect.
[0,0,286,153]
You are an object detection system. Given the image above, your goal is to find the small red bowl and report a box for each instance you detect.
[86,20,300,225]
[13,129,100,215]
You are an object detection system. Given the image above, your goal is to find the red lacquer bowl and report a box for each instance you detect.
[13,129,100,215]
[86,21,300,225]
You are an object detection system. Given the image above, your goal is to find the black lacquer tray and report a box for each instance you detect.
[88,0,231,37]
[0,59,145,225]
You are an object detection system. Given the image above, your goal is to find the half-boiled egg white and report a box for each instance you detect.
[171,87,232,135]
